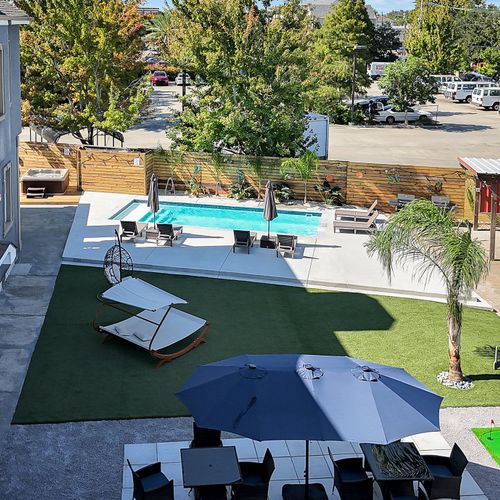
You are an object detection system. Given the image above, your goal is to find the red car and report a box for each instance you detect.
[151,71,169,86]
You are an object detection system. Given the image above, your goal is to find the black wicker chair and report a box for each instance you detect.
[194,485,228,500]
[422,444,468,500]
[328,448,373,500]
[231,448,275,500]
[127,460,173,500]
[190,421,223,448]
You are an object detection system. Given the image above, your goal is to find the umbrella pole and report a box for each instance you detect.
[267,220,270,239]
[304,439,309,499]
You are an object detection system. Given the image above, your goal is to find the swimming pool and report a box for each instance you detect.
[112,201,321,236]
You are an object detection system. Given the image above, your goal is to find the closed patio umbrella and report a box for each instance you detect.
[177,354,442,495]
[148,174,160,228]
[263,180,278,238]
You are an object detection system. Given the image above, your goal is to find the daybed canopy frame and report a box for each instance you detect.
[93,278,209,367]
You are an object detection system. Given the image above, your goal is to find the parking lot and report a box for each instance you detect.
[330,86,500,167]
[20,84,500,168]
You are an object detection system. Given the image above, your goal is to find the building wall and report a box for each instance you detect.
[0,23,21,249]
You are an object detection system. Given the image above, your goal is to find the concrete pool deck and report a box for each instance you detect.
[63,192,488,306]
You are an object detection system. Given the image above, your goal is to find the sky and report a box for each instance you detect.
[144,1,500,13]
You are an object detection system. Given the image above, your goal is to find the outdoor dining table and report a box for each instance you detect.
[360,441,434,500]
[180,446,241,488]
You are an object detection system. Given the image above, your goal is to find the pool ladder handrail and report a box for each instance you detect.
[164,177,176,196]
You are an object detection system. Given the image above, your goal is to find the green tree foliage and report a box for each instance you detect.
[366,200,489,382]
[405,0,481,73]
[477,47,500,78]
[167,0,313,158]
[385,10,408,26]
[372,22,402,62]
[309,0,374,118]
[18,0,149,144]
[454,4,500,71]
[379,58,435,112]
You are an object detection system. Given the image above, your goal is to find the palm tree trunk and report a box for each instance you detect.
[447,297,464,382]
[304,181,307,204]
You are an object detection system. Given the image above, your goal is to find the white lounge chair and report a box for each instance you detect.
[334,200,378,221]
[332,211,379,234]
[94,277,209,367]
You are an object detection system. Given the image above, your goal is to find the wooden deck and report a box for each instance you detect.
[20,192,82,205]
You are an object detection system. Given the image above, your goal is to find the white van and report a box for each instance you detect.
[471,87,500,111]
[431,75,461,93]
[368,62,392,79]
[444,81,494,103]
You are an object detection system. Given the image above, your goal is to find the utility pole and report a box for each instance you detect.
[345,45,367,125]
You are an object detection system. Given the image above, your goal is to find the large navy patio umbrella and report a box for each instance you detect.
[263,180,278,238]
[147,174,160,228]
[177,354,442,492]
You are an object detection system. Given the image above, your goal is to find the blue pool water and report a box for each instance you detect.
[112,201,321,236]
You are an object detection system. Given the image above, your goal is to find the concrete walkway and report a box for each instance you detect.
[0,206,497,499]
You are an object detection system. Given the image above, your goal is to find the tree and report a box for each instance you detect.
[372,22,402,62]
[366,200,488,382]
[379,58,435,114]
[19,0,149,144]
[280,151,318,204]
[405,0,481,73]
[209,151,227,196]
[247,156,266,200]
[167,0,313,158]
[477,47,500,78]
[145,9,172,57]
[385,10,408,26]
[309,0,374,116]
[454,3,500,70]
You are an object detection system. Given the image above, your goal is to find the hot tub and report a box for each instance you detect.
[21,168,70,194]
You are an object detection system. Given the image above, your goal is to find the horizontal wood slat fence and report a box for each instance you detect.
[18,142,467,217]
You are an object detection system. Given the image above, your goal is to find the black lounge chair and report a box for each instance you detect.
[422,443,468,500]
[233,230,257,254]
[120,220,148,242]
[156,223,183,246]
[276,234,298,258]
[127,459,174,500]
[231,448,275,500]
[190,421,223,448]
[328,448,373,500]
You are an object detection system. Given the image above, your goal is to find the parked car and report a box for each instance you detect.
[151,71,169,86]
[462,72,495,82]
[444,81,494,103]
[373,106,432,124]
[175,73,191,85]
[471,86,500,111]
[355,95,390,111]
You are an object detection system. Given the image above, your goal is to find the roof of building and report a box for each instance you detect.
[304,1,381,25]
[459,157,500,177]
[0,0,29,21]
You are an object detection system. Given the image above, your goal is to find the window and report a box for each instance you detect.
[491,89,500,97]
[3,163,13,235]
[0,45,3,116]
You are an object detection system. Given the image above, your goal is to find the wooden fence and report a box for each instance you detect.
[18,142,468,217]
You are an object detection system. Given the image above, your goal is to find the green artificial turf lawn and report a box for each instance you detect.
[13,265,500,424]
[472,428,500,465]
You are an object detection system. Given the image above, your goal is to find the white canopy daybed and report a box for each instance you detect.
[93,277,209,367]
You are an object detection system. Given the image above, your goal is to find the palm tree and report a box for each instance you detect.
[366,200,489,382]
[145,10,172,56]
[280,151,319,204]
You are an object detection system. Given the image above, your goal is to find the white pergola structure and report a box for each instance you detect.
[458,157,500,260]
